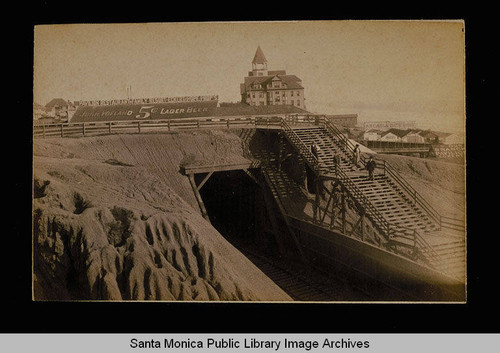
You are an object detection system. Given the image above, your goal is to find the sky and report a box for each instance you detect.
[33,21,465,133]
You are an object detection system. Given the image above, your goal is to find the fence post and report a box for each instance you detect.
[108,122,112,133]
[82,122,86,136]
[226,118,230,129]
[138,121,141,133]
[168,120,170,131]
[60,124,64,137]
[42,124,46,138]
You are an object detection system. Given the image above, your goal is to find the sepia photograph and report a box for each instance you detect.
[32,20,466,303]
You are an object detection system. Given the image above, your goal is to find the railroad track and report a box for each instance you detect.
[237,246,373,302]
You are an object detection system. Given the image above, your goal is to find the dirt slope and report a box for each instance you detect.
[33,131,290,301]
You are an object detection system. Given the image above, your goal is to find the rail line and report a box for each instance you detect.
[235,244,373,301]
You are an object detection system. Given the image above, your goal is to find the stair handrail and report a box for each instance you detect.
[387,222,443,266]
[373,158,442,226]
[322,117,359,154]
[280,120,321,173]
[334,167,443,266]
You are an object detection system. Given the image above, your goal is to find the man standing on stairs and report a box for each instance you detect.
[365,155,376,180]
[311,143,320,161]
[353,144,361,168]
[333,153,341,174]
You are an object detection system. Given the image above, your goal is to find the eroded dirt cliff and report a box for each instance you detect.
[33,131,290,301]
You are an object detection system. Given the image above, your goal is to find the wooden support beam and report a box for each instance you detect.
[197,171,214,191]
[280,153,294,165]
[262,171,309,265]
[348,212,365,238]
[187,174,211,222]
[320,189,336,224]
[262,186,287,256]
[243,169,259,184]
[314,180,321,223]
[181,161,258,175]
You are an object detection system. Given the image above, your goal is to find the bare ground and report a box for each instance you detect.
[33,131,290,301]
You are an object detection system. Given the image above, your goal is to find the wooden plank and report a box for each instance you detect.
[182,161,259,175]
[197,171,214,191]
[187,174,211,222]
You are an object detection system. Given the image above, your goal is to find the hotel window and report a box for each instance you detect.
[296,91,300,96]
[291,91,294,96]
[297,100,300,106]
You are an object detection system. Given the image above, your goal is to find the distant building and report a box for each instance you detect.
[361,127,463,146]
[419,130,462,145]
[326,114,358,128]
[363,120,416,130]
[379,128,408,142]
[240,46,305,108]
[363,129,383,141]
[402,129,426,143]
[44,98,77,122]
[33,102,50,120]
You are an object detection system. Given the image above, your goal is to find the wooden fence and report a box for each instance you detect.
[33,115,325,138]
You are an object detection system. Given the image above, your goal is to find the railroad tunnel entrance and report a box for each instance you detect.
[194,169,281,256]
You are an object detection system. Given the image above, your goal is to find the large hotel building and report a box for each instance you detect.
[240,46,305,109]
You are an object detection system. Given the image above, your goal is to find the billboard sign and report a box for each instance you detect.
[71,100,218,123]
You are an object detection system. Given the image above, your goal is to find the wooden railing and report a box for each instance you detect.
[320,116,463,233]
[280,120,320,174]
[33,116,289,138]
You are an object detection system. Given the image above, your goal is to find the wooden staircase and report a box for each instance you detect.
[280,124,466,282]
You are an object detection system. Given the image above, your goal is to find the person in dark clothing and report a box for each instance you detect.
[352,144,361,168]
[365,156,376,180]
[310,143,319,160]
[332,153,341,174]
